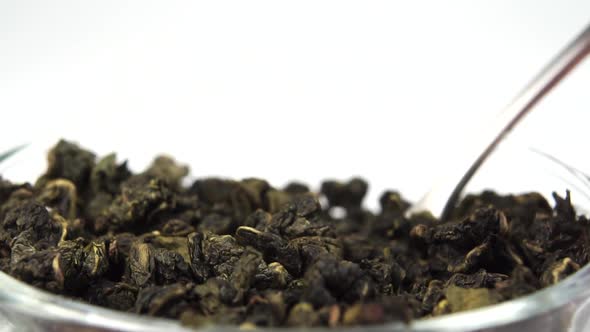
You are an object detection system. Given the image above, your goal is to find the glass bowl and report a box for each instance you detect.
[1,143,590,332]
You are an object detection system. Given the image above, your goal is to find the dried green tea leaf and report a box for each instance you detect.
[40,140,95,191]
[444,285,500,313]
[144,156,189,188]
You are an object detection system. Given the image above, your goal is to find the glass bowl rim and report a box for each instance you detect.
[2,144,590,331]
[1,262,589,332]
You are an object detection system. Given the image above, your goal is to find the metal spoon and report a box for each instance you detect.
[0,144,28,164]
[408,22,590,221]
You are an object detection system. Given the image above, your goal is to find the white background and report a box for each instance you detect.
[1,1,590,209]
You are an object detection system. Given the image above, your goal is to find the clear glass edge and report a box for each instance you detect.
[0,263,589,332]
[2,143,590,331]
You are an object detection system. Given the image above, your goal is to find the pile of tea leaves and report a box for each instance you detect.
[0,140,587,328]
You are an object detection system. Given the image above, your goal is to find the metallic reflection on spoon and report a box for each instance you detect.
[408,22,590,221]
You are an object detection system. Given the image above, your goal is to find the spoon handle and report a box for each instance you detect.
[411,22,590,221]
[0,144,28,164]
